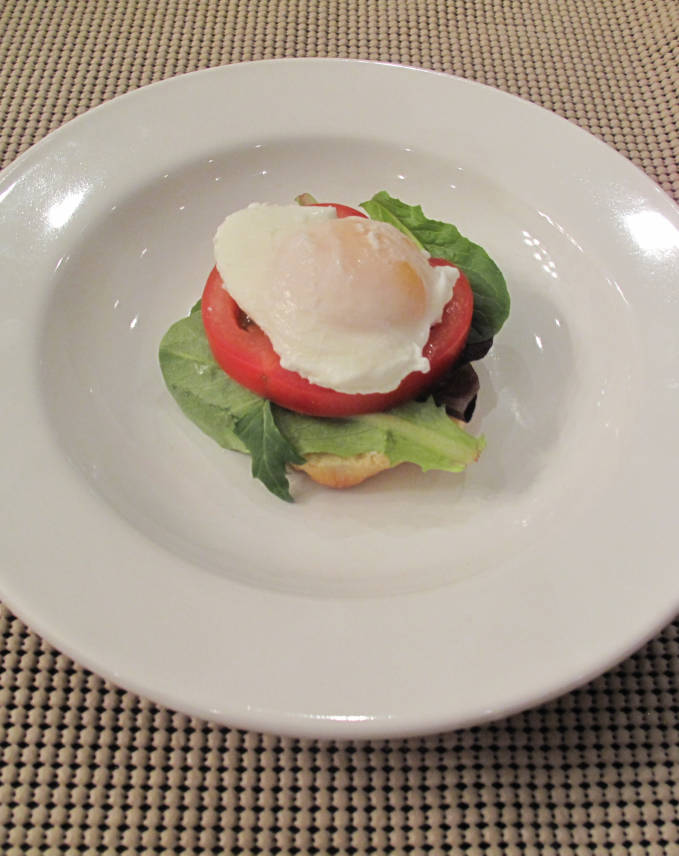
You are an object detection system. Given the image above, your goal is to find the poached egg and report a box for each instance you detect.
[213,203,458,395]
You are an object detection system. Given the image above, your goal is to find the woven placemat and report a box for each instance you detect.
[1,1,678,853]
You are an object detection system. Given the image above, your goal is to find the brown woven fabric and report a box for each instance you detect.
[1,1,678,853]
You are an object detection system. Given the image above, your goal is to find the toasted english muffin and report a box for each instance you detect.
[294,451,393,488]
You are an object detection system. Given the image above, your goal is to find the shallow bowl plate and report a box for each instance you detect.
[1,59,679,738]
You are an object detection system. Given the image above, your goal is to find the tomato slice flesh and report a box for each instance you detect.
[309,202,368,219]
[201,204,474,417]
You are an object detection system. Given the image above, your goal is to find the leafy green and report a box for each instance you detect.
[361,191,510,343]
[276,399,483,472]
[294,192,318,206]
[159,307,485,500]
[159,308,303,501]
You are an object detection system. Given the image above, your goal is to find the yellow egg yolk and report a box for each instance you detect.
[274,216,430,330]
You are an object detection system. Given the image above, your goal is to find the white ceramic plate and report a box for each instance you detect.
[1,59,678,739]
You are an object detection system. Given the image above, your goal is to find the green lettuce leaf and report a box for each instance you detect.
[361,191,510,343]
[159,307,485,500]
[275,399,484,472]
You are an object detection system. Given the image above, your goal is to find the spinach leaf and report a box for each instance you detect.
[159,309,303,501]
[361,191,510,343]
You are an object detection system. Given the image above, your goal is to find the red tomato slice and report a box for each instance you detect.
[308,202,368,219]
[201,204,473,417]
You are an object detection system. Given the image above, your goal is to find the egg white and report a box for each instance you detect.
[213,203,458,395]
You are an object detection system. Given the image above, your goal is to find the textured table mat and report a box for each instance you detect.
[1,1,678,853]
